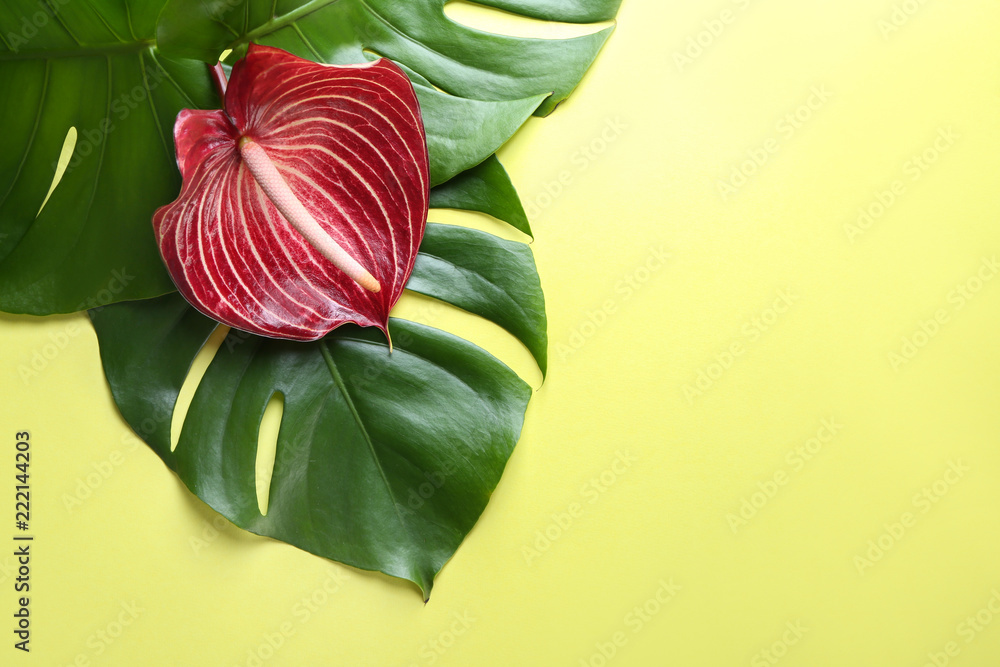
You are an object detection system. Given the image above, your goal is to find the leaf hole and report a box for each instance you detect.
[394,291,541,388]
[255,392,284,516]
[428,209,530,244]
[443,1,612,39]
[375,55,451,96]
[37,127,76,217]
[171,324,230,452]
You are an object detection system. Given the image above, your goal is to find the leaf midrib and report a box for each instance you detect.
[0,1,342,61]
[230,0,342,50]
[0,39,155,61]
[416,246,536,327]
[317,338,410,535]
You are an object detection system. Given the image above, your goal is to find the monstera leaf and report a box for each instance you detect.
[155,0,618,117]
[92,222,546,597]
[0,0,619,315]
[429,155,532,237]
[0,0,215,314]
[3,0,616,596]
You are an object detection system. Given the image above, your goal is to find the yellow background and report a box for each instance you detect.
[3,0,1000,664]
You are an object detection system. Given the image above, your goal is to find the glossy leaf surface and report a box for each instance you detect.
[0,0,618,314]
[0,0,215,314]
[156,0,620,117]
[429,155,531,237]
[92,219,545,596]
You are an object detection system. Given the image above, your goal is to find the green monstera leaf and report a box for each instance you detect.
[0,0,216,314]
[4,0,617,597]
[91,222,546,597]
[429,154,532,237]
[155,0,619,117]
[0,0,619,315]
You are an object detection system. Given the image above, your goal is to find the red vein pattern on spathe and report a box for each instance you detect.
[154,44,429,341]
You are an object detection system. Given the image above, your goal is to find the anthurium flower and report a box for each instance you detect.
[154,44,429,342]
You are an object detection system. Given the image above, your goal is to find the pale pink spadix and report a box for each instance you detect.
[237,137,381,294]
[153,44,429,342]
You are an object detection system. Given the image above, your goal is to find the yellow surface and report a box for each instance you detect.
[3,1,1000,664]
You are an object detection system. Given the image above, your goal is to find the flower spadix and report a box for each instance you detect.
[154,44,429,341]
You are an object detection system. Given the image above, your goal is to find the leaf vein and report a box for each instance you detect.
[139,51,171,160]
[317,339,410,535]
[0,59,50,214]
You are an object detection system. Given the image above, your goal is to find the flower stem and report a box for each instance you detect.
[209,62,228,101]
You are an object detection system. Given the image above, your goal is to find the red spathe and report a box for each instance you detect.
[154,44,429,341]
